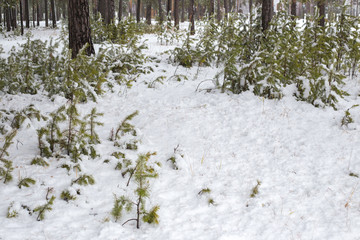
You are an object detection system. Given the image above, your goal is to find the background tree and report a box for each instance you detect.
[146,0,151,24]
[136,0,141,22]
[174,0,179,28]
[318,0,325,26]
[262,0,272,31]
[44,0,48,27]
[68,0,95,59]
[51,0,56,27]
[189,0,195,34]
[158,0,164,23]
[25,0,30,28]
[19,0,24,35]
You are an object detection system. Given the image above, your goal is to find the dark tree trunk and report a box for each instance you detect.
[181,0,185,22]
[93,0,98,16]
[20,0,24,35]
[158,0,164,23]
[174,0,179,28]
[25,0,30,28]
[37,3,40,26]
[0,7,2,25]
[249,0,252,16]
[107,0,115,24]
[51,0,56,27]
[217,0,221,21]
[98,0,107,21]
[167,0,171,17]
[136,0,141,22]
[45,0,49,27]
[5,7,11,31]
[68,0,95,59]
[291,0,296,17]
[11,8,16,30]
[317,0,325,27]
[118,0,123,21]
[189,0,195,34]
[209,0,214,17]
[224,0,228,18]
[261,0,272,31]
[32,0,36,27]
[146,1,151,24]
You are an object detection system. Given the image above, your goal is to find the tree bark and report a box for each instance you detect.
[25,0,30,28]
[167,0,171,18]
[136,0,141,22]
[209,0,214,18]
[37,3,40,26]
[32,0,36,27]
[224,0,228,18]
[51,0,56,27]
[118,0,123,21]
[217,0,221,21]
[291,0,296,17]
[174,0,179,28]
[261,0,272,31]
[20,0,24,35]
[158,0,164,23]
[68,0,95,59]
[45,0,49,27]
[181,0,185,22]
[146,1,151,24]
[0,6,2,25]
[317,0,325,27]
[5,7,11,32]
[189,0,195,34]
[107,0,115,24]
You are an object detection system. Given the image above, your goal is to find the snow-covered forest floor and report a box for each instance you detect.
[1,24,360,240]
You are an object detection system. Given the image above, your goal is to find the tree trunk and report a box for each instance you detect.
[68,0,95,58]
[37,3,40,26]
[167,0,171,18]
[262,0,272,31]
[51,0,56,27]
[189,0,195,34]
[291,0,296,17]
[317,0,325,27]
[174,0,179,28]
[25,0,30,28]
[136,0,141,22]
[5,7,11,32]
[217,0,221,21]
[32,0,36,27]
[11,8,16,30]
[181,0,185,22]
[45,0,49,27]
[0,7,2,25]
[224,0,228,18]
[118,0,123,21]
[209,0,214,17]
[107,0,115,24]
[146,1,151,24]
[158,0,164,23]
[20,0,24,35]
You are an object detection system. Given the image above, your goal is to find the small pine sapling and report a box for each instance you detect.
[18,177,36,188]
[250,180,261,198]
[71,174,95,186]
[341,104,359,127]
[37,128,52,157]
[30,157,50,167]
[111,195,132,222]
[6,202,19,218]
[33,195,55,221]
[0,127,17,184]
[119,152,160,229]
[0,160,14,184]
[113,111,139,141]
[45,105,66,154]
[83,108,104,144]
[60,190,77,202]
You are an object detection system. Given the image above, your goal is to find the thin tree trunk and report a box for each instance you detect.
[107,0,115,24]
[209,0,214,17]
[25,0,29,28]
[51,0,56,27]
[224,0,228,18]
[261,0,272,31]
[291,0,296,17]
[174,0,179,28]
[45,0,48,27]
[11,8,17,30]
[118,0,123,21]
[189,0,195,34]
[136,0,141,22]
[68,0,95,58]
[5,7,11,31]
[317,0,325,27]
[167,0,171,18]
[217,0,221,21]
[158,0,164,23]
[37,3,40,26]
[0,7,2,25]
[181,0,185,22]
[32,0,36,27]
[20,0,24,35]
[146,1,151,24]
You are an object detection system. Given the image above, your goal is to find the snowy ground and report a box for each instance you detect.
[1,25,360,240]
